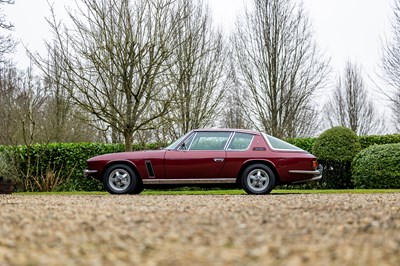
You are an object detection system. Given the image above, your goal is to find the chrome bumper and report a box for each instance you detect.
[83,169,98,177]
[290,165,323,184]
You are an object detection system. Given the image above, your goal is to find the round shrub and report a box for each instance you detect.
[352,144,400,189]
[312,127,361,189]
[312,126,361,162]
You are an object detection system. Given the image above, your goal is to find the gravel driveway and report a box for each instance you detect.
[0,193,399,266]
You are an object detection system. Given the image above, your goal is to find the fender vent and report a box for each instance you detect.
[145,160,155,178]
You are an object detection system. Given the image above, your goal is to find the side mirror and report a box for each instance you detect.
[178,143,186,151]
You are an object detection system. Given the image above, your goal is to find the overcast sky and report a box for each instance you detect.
[3,0,392,75]
[3,0,395,126]
[4,0,393,73]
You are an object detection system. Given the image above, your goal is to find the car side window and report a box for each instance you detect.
[188,132,231,150]
[227,133,254,150]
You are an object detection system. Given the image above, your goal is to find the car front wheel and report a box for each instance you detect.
[241,164,276,195]
[103,164,142,194]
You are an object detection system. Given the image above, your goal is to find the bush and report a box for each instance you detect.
[1,142,165,192]
[359,134,400,149]
[312,127,361,189]
[313,127,361,162]
[352,144,400,189]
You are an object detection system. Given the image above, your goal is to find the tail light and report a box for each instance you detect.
[312,160,318,170]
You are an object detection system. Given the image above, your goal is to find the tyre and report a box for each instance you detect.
[241,164,276,195]
[103,164,142,194]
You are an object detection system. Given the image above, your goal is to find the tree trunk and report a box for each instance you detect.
[124,132,133,152]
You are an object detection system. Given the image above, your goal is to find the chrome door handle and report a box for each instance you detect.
[214,158,224,162]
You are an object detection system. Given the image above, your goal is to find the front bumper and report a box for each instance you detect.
[83,169,98,178]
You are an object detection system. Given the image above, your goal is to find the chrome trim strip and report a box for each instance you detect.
[223,132,235,150]
[83,169,98,177]
[289,170,320,175]
[142,178,237,185]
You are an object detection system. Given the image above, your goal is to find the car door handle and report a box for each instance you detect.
[214,158,224,162]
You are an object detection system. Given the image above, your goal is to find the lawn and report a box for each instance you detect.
[14,188,400,195]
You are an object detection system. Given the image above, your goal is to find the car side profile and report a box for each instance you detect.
[84,129,322,195]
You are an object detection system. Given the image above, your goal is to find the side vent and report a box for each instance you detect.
[145,160,155,178]
[253,147,266,151]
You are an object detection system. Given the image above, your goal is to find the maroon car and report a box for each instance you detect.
[84,129,322,195]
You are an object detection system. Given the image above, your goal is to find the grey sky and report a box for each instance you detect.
[3,0,395,126]
[4,0,393,75]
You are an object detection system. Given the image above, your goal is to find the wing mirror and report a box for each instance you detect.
[178,143,187,150]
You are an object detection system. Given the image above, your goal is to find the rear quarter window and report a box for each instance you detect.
[227,133,254,150]
[263,133,303,151]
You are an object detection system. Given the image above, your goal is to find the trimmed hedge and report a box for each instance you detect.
[1,132,399,192]
[2,142,165,192]
[286,134,400,154]
[352,144,400,189]
[359,134,400,149]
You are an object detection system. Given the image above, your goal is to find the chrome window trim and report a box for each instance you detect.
[223,132,235,150]
[186,132,197,150]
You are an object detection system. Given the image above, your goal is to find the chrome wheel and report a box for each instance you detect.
[108,168,131,192]
[241,164,276,194]
[247,169,270,192]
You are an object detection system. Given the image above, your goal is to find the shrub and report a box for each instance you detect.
[352,144,400,189]
[2,142,165,192]
[313,126,361,162]
[359,134,400,149]
[312,127,361,189]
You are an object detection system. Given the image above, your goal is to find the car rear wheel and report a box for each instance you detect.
[103,164,142,194]
[241,164,275,195]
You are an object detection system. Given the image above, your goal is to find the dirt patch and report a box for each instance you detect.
[0,193,399,265]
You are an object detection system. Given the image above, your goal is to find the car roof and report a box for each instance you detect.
[193,128,261,135]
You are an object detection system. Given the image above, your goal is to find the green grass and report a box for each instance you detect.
[13,189,400,195]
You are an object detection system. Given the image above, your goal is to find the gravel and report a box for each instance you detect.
[0,193,399,266]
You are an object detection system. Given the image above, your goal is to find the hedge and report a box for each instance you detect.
[1,132,399,192]
[352,143,400,189]
[0,142,165,192]
[359,134,400,149]
[286,134,400,153]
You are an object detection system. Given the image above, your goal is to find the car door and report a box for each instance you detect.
[164,131,232,179]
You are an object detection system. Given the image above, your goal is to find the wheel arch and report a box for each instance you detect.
[236,160,281,185]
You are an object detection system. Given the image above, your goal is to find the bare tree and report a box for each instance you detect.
[40,43,100,143]
[380,0,400,131]
[326,61,385,136]
[0,62,19,145]
[0,0,16,58]
[221,66,251,129]
[221,94,251,129]
[160,0,226,139]
[0,62,49,146]
[230,0,329,138]
[31,0,184,151]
